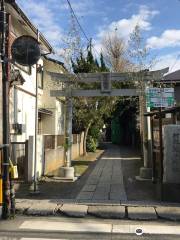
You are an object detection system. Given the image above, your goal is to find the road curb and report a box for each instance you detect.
[15,199,180,221]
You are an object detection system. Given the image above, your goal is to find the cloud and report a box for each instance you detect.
[147,30,180,49]
[59,0,103,17]
[152,52,180,73]
[16,0,64,47]
[97,5,159,40]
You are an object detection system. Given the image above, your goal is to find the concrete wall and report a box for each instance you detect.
[27,133,84,180]
[44,147,64,175]
[44,133,84,176]
[27,135,44,182]
[71,133,84,159]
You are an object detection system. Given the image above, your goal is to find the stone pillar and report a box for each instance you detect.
[62,96,74,179]
[163,125,180,183]
[139,94,152,180]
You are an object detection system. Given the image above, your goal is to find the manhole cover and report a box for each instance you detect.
[135,227,143,236]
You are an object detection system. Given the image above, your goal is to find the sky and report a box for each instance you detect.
[16,0,180,73]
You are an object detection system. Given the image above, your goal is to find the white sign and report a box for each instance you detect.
[146,88,174,108]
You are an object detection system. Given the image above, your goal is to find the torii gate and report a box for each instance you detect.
[47,68,168,179]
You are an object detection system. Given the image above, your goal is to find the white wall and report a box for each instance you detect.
[11,89,36,142]
[39,59,65,135]
[28,135,44,182]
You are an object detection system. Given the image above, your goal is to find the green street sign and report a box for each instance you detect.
[146,88,174,108]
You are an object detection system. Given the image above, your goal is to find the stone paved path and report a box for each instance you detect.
[76,144,127,203]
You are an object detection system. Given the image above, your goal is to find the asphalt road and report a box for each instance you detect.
[1,216,180,240]
[1,232,180,240]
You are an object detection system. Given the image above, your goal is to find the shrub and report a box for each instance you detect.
[86,135,97,152]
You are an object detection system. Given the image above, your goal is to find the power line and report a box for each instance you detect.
[170,53,180,72]
[66,0,100,58]
[66,0,90,43]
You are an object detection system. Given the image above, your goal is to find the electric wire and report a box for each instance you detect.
[169,53,180,72]
[66,0,100,58]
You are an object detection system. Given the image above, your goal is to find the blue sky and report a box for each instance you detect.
[16,0,180,72]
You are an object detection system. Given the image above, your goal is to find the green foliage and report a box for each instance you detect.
[86,135,98,152]
[100,53,109,72]
[72,42,116,135]
[89,125,101,141]
[87,124,102,152]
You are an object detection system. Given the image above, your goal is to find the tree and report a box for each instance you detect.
[60,10,82,72]
[100,53,109,72]
[128,24,156,172]
[72,44,115,155]
[102,31,132,72]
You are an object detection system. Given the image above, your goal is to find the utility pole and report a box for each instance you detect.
[32,30,40,194]
[0,0,11,219]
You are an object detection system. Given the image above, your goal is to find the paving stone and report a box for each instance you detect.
[86,179,99,184]
[95,187,110,192]
[58,199,77,204]
[26,200,59,216]
[110,184,124,192]
[89,200,121,204]
[76,191,93,200]
[88,205,125,219]
[110,191,127,201]
[128,206,157,220]
[60,204,88,217]
[81,185,96,192]
[92,193,109,200]
[156,206,180,221]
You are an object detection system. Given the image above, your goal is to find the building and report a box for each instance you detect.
[162,70,180,105]
[0,1,66,182]
[0,1,84,184]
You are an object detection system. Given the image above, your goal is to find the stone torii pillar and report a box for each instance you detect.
[62,90,75,179]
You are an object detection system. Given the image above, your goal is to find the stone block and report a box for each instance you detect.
[26,200,59,216]
[88,205,125,219]
[59,204,88,217]
[128,206,157,220]
[156,206,180,221]
[15,199,34,214]
[164,125,180,183]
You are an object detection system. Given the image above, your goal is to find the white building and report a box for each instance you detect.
[1,1,66,181]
